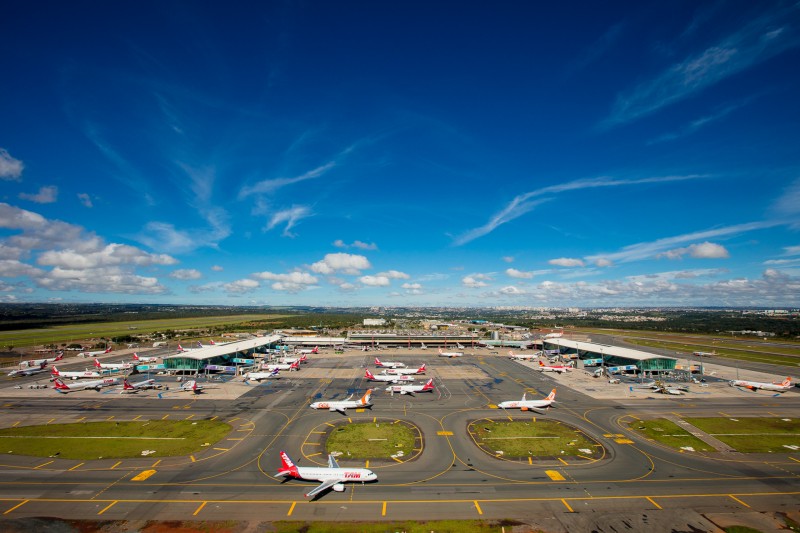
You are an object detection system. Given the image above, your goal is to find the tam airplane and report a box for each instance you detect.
[497,389,557,413]
[244,368,281,382]
[438,348,463,358]
[374,357,406,369]
[310,389,373,414]
[78,347,111,358]
[385,363,426,376]
[20,352,64,368]
[729,376,792,393]
[543,331,563,339]
[296,346,319,355]
[364,369,414,383]
[264,360,300,372]
[132,353,158,363]
[121,378,159,393]
[179,380,204,394]
[50,366,101,380]
[53,376,120,393]
[94,358,133,371]
[277,451,377,499]
[279,354,308,365]
[177,342,203,352]
[385,378,434,396]
[538,360,572,373]
[508,350,541,361]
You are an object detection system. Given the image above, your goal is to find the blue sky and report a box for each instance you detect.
[2,1,800,307]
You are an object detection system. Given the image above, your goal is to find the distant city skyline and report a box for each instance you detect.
[1,2,799,307]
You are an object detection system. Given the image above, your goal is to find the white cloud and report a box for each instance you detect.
[265,205,312,237]
[0,149,24,181]
[657,241,730,260]
[254,270,318,293]
[38,243,177,269]
[377,270,410,279]
[359,275,391,287]
[211,265,224,272]
[506,268,535,279]
[502,256,514,263]
[594,258,613,267]
[310,253,371,275]
[334,239,378,250]
[223,279,260,294]
[549,258,585,268]
[462,274,491,288]
[170,269,202,280]
[77,193,93,208]
[20,186,58,204]
[238,161,336,199]
[35,266,168,294]
[402,282,422,290]
[773,177,800,219]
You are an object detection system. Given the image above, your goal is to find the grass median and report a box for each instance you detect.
[325,421,417,459]
[0,420,231,459]
[469,419,600,458]
[685,417,799,453]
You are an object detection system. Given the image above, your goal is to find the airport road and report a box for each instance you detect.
[0,352,798,526]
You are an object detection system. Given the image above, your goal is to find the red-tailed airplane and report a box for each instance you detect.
[121,378,159,393]
[53,377,120,393]
[385,378,435,396]
[384,363,426,376]
[374,357,406,369]
[179,380,204,394]
[20,352,64,368]
[364,369,414,383]
[277,451,377,499]
[94,358,133,371]
[78,347,111,358]
[279,353,308,365]
[132,353,158,363]
[264,360,300,372]
[309,389,373,414]
[538,360,572,373]
[729,376,792,393]
[296,346,319,355]
[508,350,541,361]
[497,388,557,413]
[50,366,101,380]
[438,348,463,358]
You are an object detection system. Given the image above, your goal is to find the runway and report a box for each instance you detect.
[0,351,798,529]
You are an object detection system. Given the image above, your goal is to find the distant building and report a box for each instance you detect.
[363,319,387,326]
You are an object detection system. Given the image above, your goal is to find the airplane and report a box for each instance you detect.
[177,342,203,352]
[279,354,308,365]
[384,364,426,376]
[53,376,120,393]
[20,352,64,368]
[179,380,204,394]
[497,388,557,413]
[374,357,406,369]
[120,378,159,393]
[8,362,48,378]
[276,451,377,499]
[420,342,428,350]
[543,331,563,339]
[244,368,281,382]
[729,376,793,393]
[652,383,688,395]
[364,369,414,383]
[264,360,300,372]
[385,378,435,396]
[438,348,463,358]
[94,358,133,371]
[50,366,102,380]
[132,353,158,363]
[508,350,542,361]
[78,347,111,358]
[296,346,319,355]
[208,339,232,346]
[538,360,572,373]
[309,389,373,414]
[456,343,465,349]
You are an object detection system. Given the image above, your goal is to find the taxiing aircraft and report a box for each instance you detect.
[50,366,101,380]
[385,378,435,396]
[508,350,542,361]
[277,451,377,499]
[264,360,300,372]
[538,360,572,373]
[121,378,159,393]
[374,357,406,369]
[94,358,133,371]
[244,368,281,382]
[296,346,319,355]
[364,369,414,383]
[8,362,48,378]
[132,353,159,363]
[497,388,557,413]
[729,376,792,393]
[384,363,426,376]
[309,389,373,414]
[438,348,463,358]
[78,347,112,358]
[53,377,120,393]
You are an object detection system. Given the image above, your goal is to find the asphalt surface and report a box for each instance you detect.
[0,349,798,530]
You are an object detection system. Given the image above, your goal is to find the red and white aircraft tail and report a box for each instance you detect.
[52,378,70,392]
[278,451,300,477]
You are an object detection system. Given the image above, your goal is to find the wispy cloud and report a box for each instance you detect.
[238,161,336,199]
[20,186,58,204]
[0,148,24,181]
[647,100,749,144]
[77,193,93,208]
[604,4,800,127]
[265,205,312,237]
[333,239,378,250]
[454,174,707,246]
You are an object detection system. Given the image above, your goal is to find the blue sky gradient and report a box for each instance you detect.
[1,1,800,307]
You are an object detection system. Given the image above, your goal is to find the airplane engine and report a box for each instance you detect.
[332,483,345,492]
[521,407,529,411]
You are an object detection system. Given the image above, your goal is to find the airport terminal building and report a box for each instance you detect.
[543,338,677,373]
[163,335,284,372]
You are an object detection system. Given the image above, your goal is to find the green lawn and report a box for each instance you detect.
[685,417,799,453]
[469,419,599,457]
[0,420,231,459]
[626,419,716,452]
[325,421,418,459]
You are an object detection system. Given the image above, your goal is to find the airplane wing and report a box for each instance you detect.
[403,390,416,396]
[328,454,339,468]
[332,406,347,414]
[305,478,342,498]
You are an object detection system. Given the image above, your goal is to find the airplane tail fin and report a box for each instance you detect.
[360,389,373,405]
[53,378,69,391]
[104,348,111,354]
[300,354,307,362]
[290,361,300,370]
[365,369,375,379]
[418,363,426,372]
[133,353,140,361]
[278,451,299,477]
[94,358,102,368]
[781,377,792,387]
[209,339,216,345]
[178,344,185,351]
[545,388,556,401]
[51,366,60,376]
[123,379,134,390]
[423,378,434,390]
[539,361,545,366]
[374,357,382,366]
[312,346,318,353]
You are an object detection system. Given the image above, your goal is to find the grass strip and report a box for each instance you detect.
[470,419,598,457]
[626,419,716,452]
[325,422,416,459]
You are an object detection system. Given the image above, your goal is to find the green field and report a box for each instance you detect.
[626,419,716,452]
[685,417,799,453]
[325,422,417,459]
[0,420,231,459]
[469,419,598,457]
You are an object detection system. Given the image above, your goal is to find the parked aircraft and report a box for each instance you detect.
[296,346,319,355]
[121,378,158,393]
[264,360,300,372]
[53,377,120,393]
[309,389,373,414]
[244,369,281,382]
[729,376,792,393]
[438,348,463,358]
[543,331,563,339]
[50,366,101,380]
[374,357,406,369]
[20,352,64,368]
[420,343,428,350]
[497,389,557,413]
[8,362,48,378]
[277,451,377,499]
[279,354,308,365]
[364,369,414,383]
[456,343,465,349]
[385,378,435,396]
[78,347,111,358]
[652,383,688,395]
[508,350,541,361]
[132,353,158,363]
[384,364,426,376]
[94,358,133,371]
[538,361,572,373]
[177,342,202,352]
[179,380,204,394]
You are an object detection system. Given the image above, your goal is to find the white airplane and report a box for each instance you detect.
[132,353,158,363]
[538,360,572,373]
[543,331,563,338]
[420,342,428,350]
[374,357,406,369]
[244,368,281,382]
[20,352,64,368]
[309,389,373,414]
[277,451,377,499]
[179,380,204,394]
[497,388,557,413]
[385,378,435,396]
[438,348,463,358]
[456,343,465,349]
[729,376,792,393]
[384,363,426,376]
[94,358,133,371]
[279,354,308,365]
[652,384,688,395]
[508,350,542,361]
[120,378,159,393]
[177,342,203,352]
[53,376,120,393]
[78,347,111,358]
[364,369,414,383]
[264,360,300,372]
[296,346,319,355]
[50,366,101,380]
[8,362,48,378]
